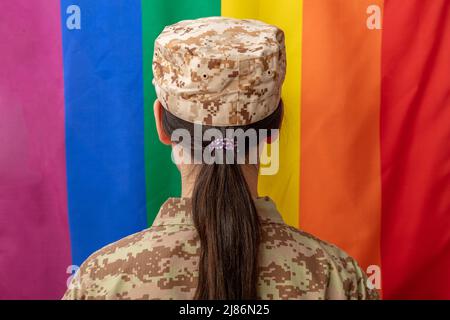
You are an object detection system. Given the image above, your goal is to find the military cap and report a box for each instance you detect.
[152,16,286,126]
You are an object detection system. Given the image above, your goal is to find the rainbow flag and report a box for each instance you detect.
[0,0,448,299]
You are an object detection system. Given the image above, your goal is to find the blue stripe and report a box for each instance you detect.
[60,0,147,265]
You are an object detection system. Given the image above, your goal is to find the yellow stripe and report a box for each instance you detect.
[222,0,302,227]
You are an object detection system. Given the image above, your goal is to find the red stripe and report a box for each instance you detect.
[380,0,450,299]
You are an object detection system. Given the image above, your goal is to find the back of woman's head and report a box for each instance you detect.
[152,17,286,299]
[161,102,283,299]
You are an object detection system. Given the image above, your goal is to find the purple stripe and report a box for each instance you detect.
[0,0,71,299]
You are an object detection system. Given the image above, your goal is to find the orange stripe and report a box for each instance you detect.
[300,0,382,271]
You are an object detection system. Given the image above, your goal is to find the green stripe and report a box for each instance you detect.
[141,0,221,225]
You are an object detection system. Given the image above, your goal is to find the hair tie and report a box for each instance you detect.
[208,138,235,151]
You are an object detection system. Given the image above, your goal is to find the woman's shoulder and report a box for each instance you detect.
[62,228,152,299]
[62,223,198,300]
[83,228,153,267]
[259,223,379,299]
[285,224,357,266]
[77,222,196,272]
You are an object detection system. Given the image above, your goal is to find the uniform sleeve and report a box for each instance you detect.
[351,260,380,300]
[322,244,380,300]
[324,247,380,300]
[61,262,91,300]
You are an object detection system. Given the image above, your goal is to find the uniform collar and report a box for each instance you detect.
[152,196,285,226]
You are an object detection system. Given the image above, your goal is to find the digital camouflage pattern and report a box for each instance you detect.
[152,17,286,126]
[63,197,379,300]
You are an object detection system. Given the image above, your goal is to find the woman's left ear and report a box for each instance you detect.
[153,99,172,145]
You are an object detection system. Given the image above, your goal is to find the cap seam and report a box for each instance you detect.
[154,83,281,104]
[156,43,283,65]
[154,77,279,96]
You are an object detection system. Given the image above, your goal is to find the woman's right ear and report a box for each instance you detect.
[153,99,172,145]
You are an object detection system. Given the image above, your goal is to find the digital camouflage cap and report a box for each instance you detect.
[152,16,286,126]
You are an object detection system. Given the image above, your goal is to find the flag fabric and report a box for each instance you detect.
[0,0,448,299]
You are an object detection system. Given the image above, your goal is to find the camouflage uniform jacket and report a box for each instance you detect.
[63,196,379,300]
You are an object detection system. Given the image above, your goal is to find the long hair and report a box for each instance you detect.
[161,100,283,300]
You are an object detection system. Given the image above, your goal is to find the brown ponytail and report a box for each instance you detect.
[192,162,260,299]
[161,101,283,300]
